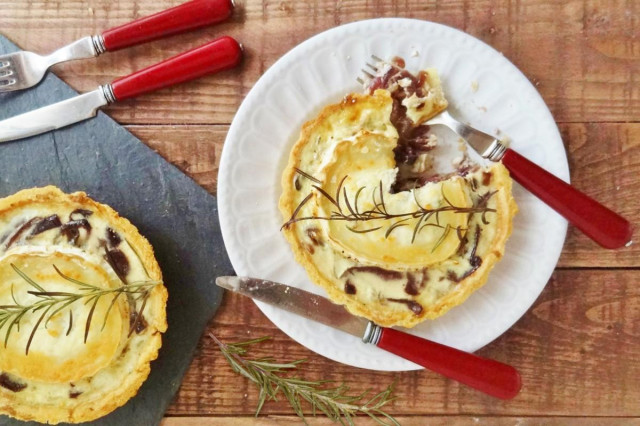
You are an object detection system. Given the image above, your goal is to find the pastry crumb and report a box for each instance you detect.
[471,80,479,93]
[397,78,412,88]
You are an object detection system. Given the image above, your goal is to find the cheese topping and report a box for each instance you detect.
[280,63,517,328]
[0,187,167,424]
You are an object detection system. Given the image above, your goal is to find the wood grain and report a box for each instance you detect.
[3,0,639,423]
[1,0,639,124]
[165,269,640,417]
[162,417,640,425]
[127,123,640,267]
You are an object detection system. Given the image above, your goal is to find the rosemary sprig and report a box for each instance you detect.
[210,333,399,425]
[283,175,497,245]
[0,264,160,354]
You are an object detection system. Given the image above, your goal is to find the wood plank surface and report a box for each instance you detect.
[165,269,640,417]
[2,0,639,424]
[1,0,639,124]
[161,417,640,425]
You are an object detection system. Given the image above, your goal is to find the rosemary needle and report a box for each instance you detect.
[0,264,160,354]
[210,333,399,426]
[283,175,496,245]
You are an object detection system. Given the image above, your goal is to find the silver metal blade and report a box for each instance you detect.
[0,88,107,143]
[216,276,369,339]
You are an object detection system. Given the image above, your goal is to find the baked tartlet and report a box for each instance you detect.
[279,58,517,328]
[0,186,167,424]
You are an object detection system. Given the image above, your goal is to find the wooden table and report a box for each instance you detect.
[2,1,639,424]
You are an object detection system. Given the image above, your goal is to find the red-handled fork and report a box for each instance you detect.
[0,36,243,144]
[0,0,234,93]
[362,57,633,249]
[426,111,632,249]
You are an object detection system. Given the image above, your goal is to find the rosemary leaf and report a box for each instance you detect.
[0,265,159,352]
[210,333,399,425]
[282,193,313,230]
[346,225,382,234]
[335,175,348,213]
[294,167,322,184]
[66,310,73,336]
[431,224,452,253]
[353,186,366,216]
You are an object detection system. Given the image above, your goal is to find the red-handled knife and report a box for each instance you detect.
[216,276,522,400]
[0,36,243,144]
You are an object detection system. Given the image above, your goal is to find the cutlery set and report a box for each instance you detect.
[1,0,632,400]
[361,56,632,250]
[0,0,241,139]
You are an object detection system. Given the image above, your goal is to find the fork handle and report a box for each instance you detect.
[101,0,233,51]
[501,148,632,249]
[110,36,242,101]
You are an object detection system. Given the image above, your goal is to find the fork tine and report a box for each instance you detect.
[361,69,375,79]
[0,78,17,91]
[0,61,11,70]
[371,54,384,63]
[365,62,378,72]
[0,69,14,78]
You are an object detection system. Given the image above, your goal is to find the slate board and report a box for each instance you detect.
[0,35,234,425]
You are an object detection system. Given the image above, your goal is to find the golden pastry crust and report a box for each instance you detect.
[279,88,517,329]
[0,186,167,424]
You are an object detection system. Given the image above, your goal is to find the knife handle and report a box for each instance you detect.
[376,327,521,399]
[109,36,242,102]
[101,0,234,52]
[501,148,633,249]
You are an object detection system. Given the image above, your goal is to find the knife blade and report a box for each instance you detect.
[0,89,107,143]
[217,275,522,400]
[0,36,242,144]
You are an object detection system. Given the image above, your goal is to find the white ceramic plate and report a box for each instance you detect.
[218,18,568,371]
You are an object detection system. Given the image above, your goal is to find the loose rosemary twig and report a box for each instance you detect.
[0,264,160,354]
[210,333,399,426]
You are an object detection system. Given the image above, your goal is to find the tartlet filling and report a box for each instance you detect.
[280,58,516,327]
[366,57,478,192]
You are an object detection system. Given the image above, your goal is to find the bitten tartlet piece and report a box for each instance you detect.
[0,186,167,424]
[279,60,517,328]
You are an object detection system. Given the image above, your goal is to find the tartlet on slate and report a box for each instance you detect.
[0,186,167,424]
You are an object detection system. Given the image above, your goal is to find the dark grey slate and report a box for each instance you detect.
[0,35,233,425]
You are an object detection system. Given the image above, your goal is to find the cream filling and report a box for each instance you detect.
[0,204,156,405]
[293,166,499,315]
[0,206,149,283]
